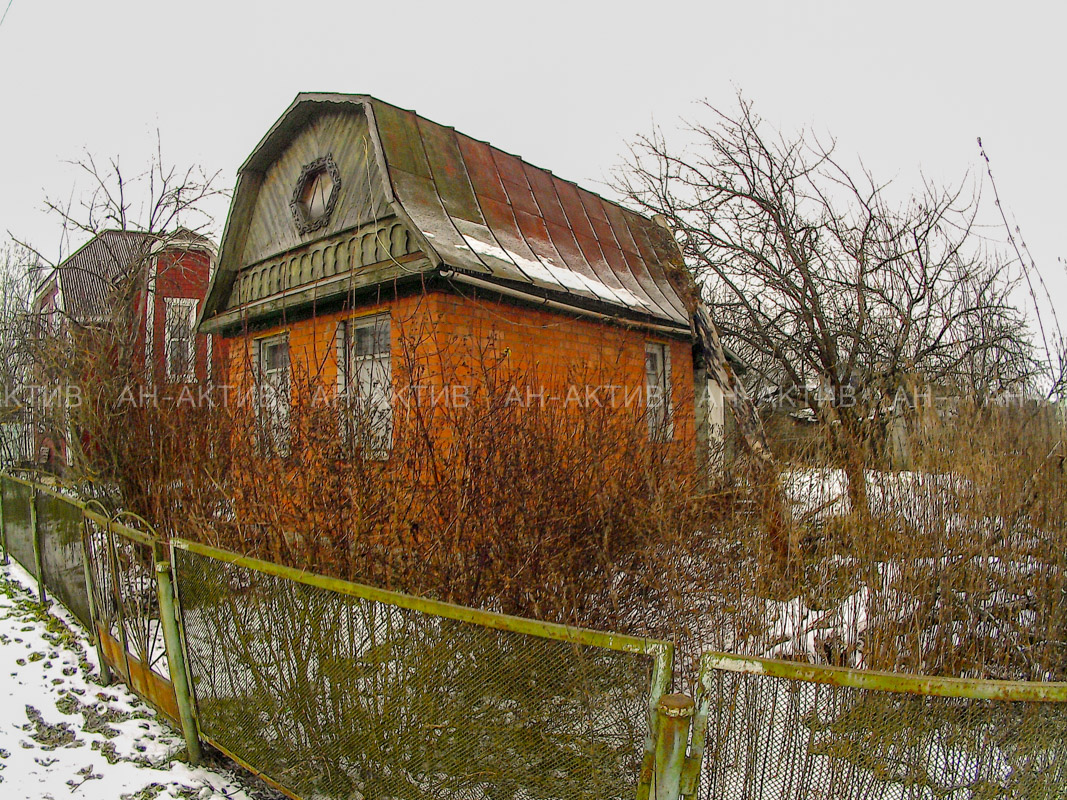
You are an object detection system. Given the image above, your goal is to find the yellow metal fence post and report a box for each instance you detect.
[654,693,694,800]
[153,542,202,765]
[30,488,46,603]
[0,475,8,566]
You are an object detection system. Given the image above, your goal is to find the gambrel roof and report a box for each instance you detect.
[37,229,214,323]
[201,93,694,333]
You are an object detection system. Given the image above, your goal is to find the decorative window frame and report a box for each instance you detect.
[290,154,341,235]
[164,297,199,383]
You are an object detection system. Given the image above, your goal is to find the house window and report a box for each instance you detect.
[164,298,198,382]
[645,342,673,442]
[337,315,392,457]
[256,334,290,453]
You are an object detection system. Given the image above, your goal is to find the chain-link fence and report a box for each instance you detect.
[173,539,672,800]
[6,470,1067,800]
[691,652,1067,800]
[2,474,35,580]
[36,490,92,628]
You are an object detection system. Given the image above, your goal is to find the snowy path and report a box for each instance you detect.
[0,559,268,800]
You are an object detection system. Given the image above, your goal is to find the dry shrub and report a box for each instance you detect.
[85,313,715,636]
[67,305,1067,684]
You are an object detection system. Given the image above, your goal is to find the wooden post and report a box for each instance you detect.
[153,542,202,765]
[654,694,694,800]
[0,476,8,566]
[79,517,112,686]
[30,488,46,603]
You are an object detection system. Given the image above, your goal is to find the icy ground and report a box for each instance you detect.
[0,559,272,800]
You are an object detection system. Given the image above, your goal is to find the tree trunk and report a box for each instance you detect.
[693,304,796,559]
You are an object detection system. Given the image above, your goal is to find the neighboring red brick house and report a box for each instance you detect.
[199,93,725,459]
[32,228,219,468]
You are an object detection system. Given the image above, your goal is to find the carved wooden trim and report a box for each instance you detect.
[233,219,416,307]
[290,155,342,235]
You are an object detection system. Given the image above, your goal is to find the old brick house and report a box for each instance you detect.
[199,93,725,459]
[32,228,219,468]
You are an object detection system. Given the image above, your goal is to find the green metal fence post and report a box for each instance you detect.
[30,488,46,603]
[153,542,202,765]
[0,476,8,566]
[79,516,112,686]
[654,694,694,800]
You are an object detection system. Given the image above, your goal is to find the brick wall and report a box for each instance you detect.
[224,288,695,446]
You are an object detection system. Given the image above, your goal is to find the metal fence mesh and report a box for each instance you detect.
[175,546,660,800]
[696,664,1067,800]
[3,477,35,577]
[36,492,92,627]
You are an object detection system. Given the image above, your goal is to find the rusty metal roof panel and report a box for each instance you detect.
[574,187,666,318]
[476,195,568,294]
[455,135,509,205]
[363,94,692,328]
[388,167,491,275]
[553,177,649,309]
[371,102,432,181]
[600,202,688,325]
[415,118,482,225]
[624,215,691,322]
[54,230,156,322]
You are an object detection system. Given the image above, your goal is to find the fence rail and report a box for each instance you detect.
[0,473,673,800]
[2,471,1067,800]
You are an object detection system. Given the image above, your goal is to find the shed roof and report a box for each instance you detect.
[203,94,695,332]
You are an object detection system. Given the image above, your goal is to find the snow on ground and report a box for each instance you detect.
[0,558,270,800]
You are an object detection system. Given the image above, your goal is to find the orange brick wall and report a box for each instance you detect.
[224,288,695,445]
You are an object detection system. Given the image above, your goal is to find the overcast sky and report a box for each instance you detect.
[1,0,1063,307]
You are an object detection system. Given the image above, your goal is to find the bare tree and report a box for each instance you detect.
[0,242,37,467]
[16,144,225,483]
[617,97,1037,514]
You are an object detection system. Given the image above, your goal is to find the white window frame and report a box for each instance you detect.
[255,333,291,454]
[645,341,673,442]
[337,314,392,458]
[164,297,199,383]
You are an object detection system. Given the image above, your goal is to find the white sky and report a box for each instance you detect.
[1,0,1063,308]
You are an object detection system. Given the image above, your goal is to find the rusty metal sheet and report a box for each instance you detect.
[514,209,601,301]
[600,202,687,324]
[451,217,541,285]
[552,178,599,242]
[371,102,433,182]
[389,168,491,275]
[455,134,510,205]
[490,150,541,217]
[459,138,568,293]
[522,163,571,230]
[416,117,484,225]
[469,195,568,293]
[412,120,542,285]
[98,627,180,724]
[520,164,627,304]
[574,187,669,319]
[554,177,646,308]
[624,216,691,322]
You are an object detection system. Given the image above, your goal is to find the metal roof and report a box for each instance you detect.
[39,229,214,323]
[204,94,695,332]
